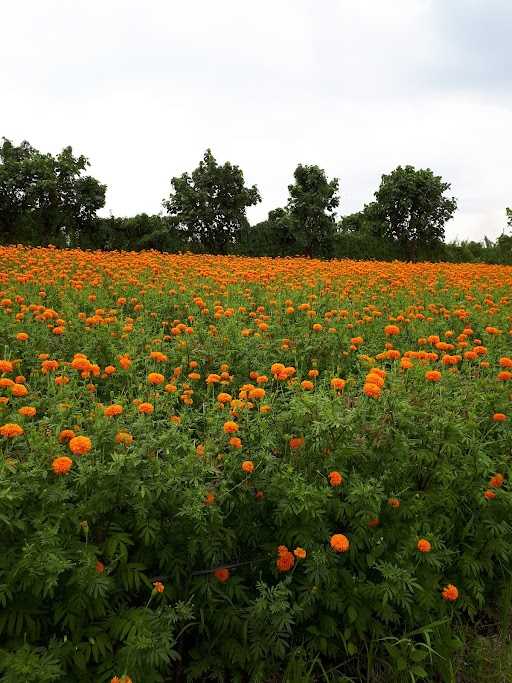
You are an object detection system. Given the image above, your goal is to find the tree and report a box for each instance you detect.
[286,164,339,257]
[0,138,106,246]
[370,165,457,260]
[163,149,260,254]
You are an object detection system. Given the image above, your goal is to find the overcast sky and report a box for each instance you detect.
[2,0,511,241]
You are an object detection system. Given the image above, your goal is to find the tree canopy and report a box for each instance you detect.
[367,165,457,259]
[0,138,106,246]
[163,149,260,254]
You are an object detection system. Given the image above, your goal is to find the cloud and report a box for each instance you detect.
[1,0,510,242]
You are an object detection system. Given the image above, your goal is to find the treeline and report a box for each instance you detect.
[1,137,511,262]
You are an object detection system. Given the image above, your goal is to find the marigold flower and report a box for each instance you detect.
[95,560,105,573]
[69,435,92,455]
[425,370,442,382]
[241,460,254,473]
[153,581,165,593]
[294,547,306,559]
[147,372,164,385]
[388,497,400,508]
[18,406,36,417]
[138,402,154,414]
[300,380,314,390]
[16,332,29,341]
[59,429,75,443]
[484,489,496,500]
[363,382,381,398]
[489,473,504,488]
[276,547,295,572]
[0,423,24,438]
[214,567,230,582]
[417,539,431,553]
[368,517,380,528]
[0,360,14,373]
[104,404,123,417]
[492,413,507,422]
[223,420,238,433]
[52,456,73,475]
[330,377,346,391]
[442,584,459,602]
[330,533,350,553]
[248,387,265,400]
[384,324,400,335]
[328,471,343,487]
[217,392,232,404]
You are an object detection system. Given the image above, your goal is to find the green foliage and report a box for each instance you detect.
[0,138,106,247]
[367,165,457,260]
[163,148,260,254]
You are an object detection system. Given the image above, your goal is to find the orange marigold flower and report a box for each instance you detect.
[294,547,306,559]
[417,539,432,553]
[328,471,343,487]
[69,435,92,455]
[153,581,165,593]
[330,377,346,391]
[241,460,254,473]
[312,323,323,332]
[18,406,36,417]
[289,436,304,449]
[300,380,314,391]
[214,567,230,582]
[492,413,507,422]
[384,324,400,335]
[497,371,512,381]
[442,584,459,602]
[59,429,75,443]
[115,431,133,446]
[368,517,380,528]
[0,423,24,438]
[330,533,350,553]
[138,402,154,414]
[388,497,400,508]
[0,360,14,373]
[52,456,73,475]
[276,547,295,572]
[205,491,215,505]
[499,357,512,368]
[489,473,504,488]
[223,420,238,434]
[248,387,265,400]
[16,332,29,341]
[95,560,105,573]
[425,370,442,382]
[147,372,164,385]
[484,489,496,500]
[229,436,242,448]
[104,404,123,417]
[363,383,381,398]
[217,392,232,404]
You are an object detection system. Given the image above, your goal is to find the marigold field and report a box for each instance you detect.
[1,246,512,682]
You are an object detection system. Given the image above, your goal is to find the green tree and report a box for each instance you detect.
[0,138,106,246]
[369,165,457,260]
[163,149,260,254]
[286,164,339,257]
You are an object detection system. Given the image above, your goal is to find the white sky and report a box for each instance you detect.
[1,0,511,241]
